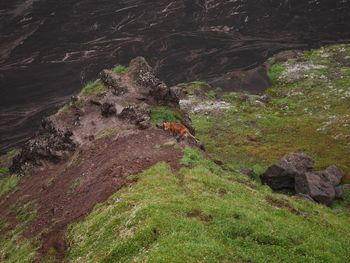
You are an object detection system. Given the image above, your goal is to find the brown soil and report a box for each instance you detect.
[0,128,183,260]
[186,210,213,222]
[265,195,301,216]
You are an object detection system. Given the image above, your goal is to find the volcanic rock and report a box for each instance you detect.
[261,153,345,205]
[119,103,151,130]
[99,69,128,95]
[128,57,179,106]
[10,117,76,174]
[101,102,117,117]
[260,152,314,191]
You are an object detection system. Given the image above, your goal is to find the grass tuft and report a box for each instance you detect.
[150,106,182,124]
[80,79,107,96]
[113,65,128,75]
[0,175,20,198]
[95,127,118,140]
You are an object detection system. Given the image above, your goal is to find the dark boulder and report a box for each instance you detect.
[295,172,336,206]
[261,153,345,205]
[10,117,76,174]
[260,152,314,191]
[101,102,117,117]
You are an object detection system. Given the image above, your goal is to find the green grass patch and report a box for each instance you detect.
[150,106,182,124]
[95,127,118,140]
[267,63,286,83]
[0,175,20,198]
[66,151,350,262]
[0,200,39,262]
[192,44,350,177]
[80,79,107,96]
[0,167,9,176]
[113,65,128,75]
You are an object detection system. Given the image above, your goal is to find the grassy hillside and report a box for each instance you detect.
[192,44,350,177]
[1,44,350,262]
[66,149,350,262]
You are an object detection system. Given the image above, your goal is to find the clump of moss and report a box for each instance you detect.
[113,65,128,75]
[267,63,286,83]
[0,167,9,176]
[95,127,118,140]
[80,79,107,96]
[150,106,182,124]
[0,175,20,198]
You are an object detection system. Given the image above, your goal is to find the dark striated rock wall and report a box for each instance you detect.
[1,0,350,152]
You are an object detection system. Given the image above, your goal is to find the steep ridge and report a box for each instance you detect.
[0,58,199,260]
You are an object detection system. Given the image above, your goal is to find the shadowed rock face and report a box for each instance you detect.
[1,0,350,152]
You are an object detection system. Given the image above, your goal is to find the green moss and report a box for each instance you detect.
[95,127,118,140]
[150,106,182,124]
[205,90,217,100]
[267,57,277,65]
[0,175,20,198]
[0,167,9,176]
[267,63,286,83]
[66,154,350,262]
[113,65,128,75]
[80,79,107,96]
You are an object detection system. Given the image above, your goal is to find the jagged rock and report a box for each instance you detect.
[295,166,345,205]
[101,102,117,117]
[128,57,179,106]
[128,57,155,86]
[295,172,336,206]
[119,104,151,129]
[261,153,345,205]
[260,152,314,191]
[99,69,128,95]
[317,165,345,186]
[10,117,76,174]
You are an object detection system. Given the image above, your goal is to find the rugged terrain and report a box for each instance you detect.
[0,44,350,262]
[1,0,350,152]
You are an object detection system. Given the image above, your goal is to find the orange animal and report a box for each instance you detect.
[163,122,196,141]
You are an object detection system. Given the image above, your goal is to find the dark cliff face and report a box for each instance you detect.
[1,0,350,152]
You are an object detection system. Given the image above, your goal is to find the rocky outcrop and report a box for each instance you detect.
[260,153,345,205]
[10,118,76,174]
[99,70,128,95]
[119,103,151,130]
[8,57,195,174]
[128,57,179,106]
